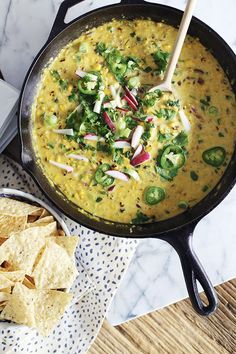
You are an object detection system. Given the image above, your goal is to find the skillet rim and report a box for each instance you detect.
[18,1,236,239]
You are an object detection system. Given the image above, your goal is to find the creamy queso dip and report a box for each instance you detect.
[33,19,236,224]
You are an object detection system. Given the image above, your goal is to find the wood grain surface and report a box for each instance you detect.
[89,279,236,354]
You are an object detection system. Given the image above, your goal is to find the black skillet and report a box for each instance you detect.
[5,0,236,316]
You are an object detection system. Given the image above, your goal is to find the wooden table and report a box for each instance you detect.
[89,279,236,353]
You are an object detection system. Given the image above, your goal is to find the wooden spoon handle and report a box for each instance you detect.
[164,0,197,88]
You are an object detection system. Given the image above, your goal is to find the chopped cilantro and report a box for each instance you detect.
[156,108,175,120]
[50,70,60,81]
[144,66,152,73]
[142,90,162,107]
[173,131,188,147]
[200,95,211,111]
[47,143,55,149]
[158,133,171,143]
[96,197,103,203]
[113,150,123,164]
[132,210,150,224]
[153,48,170,75]
[166,99,180,107]
[202,185,209,192]
[59,79,68,91]
[68,91,78,102]
[190,171,199,181]
[155,166,178,181]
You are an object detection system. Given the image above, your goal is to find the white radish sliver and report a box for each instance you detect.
[131,125,144,149]
[113,141,131,149]
[49,160,73,173]
[105,170,129,182]
[67,154,89,162]
[179,110,191,132]
[132,144,143,159]
[93,91,105,114]
[53,129,74,136]
[75,70,98,81]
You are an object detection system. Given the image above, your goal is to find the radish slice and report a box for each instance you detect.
[179,110,191,132]
[131,125,144,149]
[113,140,131,149]
[131,152,151,167]
[84,134,105,142]
[123,95,138,111]
[125,169,140,181]
[66,154,89,162]
[108,185,115,192]
[103,111,116,132]
[105,170,129,182]
[131,88,138,97]
[110,85,118,100]
[110,84,122,108]
[103,100,117,109]
[117,107,129,113]
[53,128,74,136]
[125,86,138,106]
[146,116,155,123]
[93,91,105,114]
[75,70,98,81]
[49,160,73,173]
[132,144,143,159]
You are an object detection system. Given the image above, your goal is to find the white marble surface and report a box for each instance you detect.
[0,0,236,326]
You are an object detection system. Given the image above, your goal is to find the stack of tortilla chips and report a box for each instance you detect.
[0,197,78,336]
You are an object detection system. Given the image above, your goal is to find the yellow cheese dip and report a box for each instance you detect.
[33,19,236,224]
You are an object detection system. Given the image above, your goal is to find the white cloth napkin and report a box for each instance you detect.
[0,80,19,152]
[0,155,137,353]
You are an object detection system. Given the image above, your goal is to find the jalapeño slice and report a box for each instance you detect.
[202,146,226,167]
[144,186,165,205]
[160,145,185,170]
[95,164,114,187]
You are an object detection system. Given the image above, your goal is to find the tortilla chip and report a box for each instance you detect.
[27,215,39,223]
[1,261,11,269]
[34,216,54,224]
[0,302,7,310]
[23,275,35,289]
[33,241,78,290]
[0,214,27,236]
[0,273,14,289]
[0,226,49,273]
[0,270,25,283]
[0,237,7,246]
[0,292,10,302]
[0,286,11,294]
[0,198,41,216]
[49,236,78,257]
[58,229,66,236]
[38,209,50,219]
[34,289,72,336]
[0,283,35,327]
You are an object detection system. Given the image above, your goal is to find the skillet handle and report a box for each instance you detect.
[48,0,86,41]
[166,224,218,316]
[49,0,147,41]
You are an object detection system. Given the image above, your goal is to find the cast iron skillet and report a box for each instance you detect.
[8,0,236,316]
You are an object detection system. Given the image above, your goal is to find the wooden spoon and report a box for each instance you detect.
[149,0,197,93]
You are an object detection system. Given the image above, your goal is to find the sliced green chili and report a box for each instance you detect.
[160,145,185,170]
[178,201,189,209]
[190,171,199,181]
[95,164,114,187]
[144,186,165,205]
[202,146,226,167]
